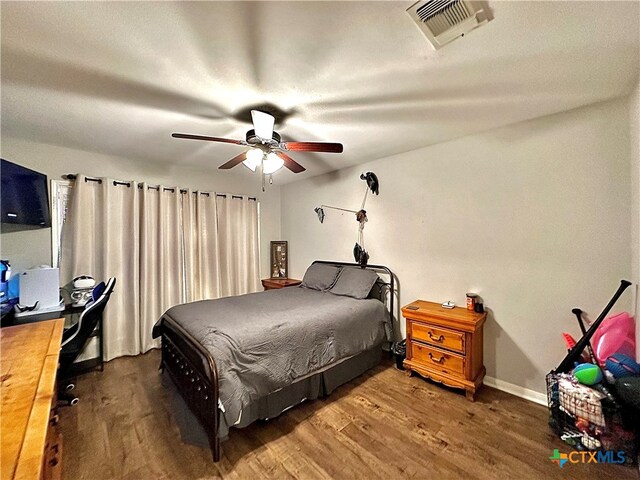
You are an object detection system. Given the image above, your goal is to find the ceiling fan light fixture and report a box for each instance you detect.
[172,109,341,179]
[263,152,284,174]
[251,110,275,140]
[243,148,263,172]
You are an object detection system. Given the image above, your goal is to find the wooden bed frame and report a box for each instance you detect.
[158,260,395,462]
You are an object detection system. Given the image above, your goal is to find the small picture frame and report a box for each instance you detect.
[270,241,288,279]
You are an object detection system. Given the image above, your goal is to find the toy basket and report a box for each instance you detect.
[546,372,637,462]
[545,281,639,464]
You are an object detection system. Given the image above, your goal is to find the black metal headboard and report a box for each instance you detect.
[311,260,395,330]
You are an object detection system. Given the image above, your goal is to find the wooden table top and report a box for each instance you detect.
[261,278,302,288]
[1,319,64,480]
[402,300,486,330]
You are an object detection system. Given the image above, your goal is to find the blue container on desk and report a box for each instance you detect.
[0,260,10,303]
[8,275,19,300]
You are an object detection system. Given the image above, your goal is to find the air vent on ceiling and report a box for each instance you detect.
[407,0,492,50]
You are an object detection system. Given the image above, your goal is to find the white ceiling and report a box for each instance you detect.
[1,1,639,183]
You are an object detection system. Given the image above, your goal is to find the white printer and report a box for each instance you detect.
[14,267,64,322]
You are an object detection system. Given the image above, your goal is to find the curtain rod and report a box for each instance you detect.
[64,174,257,201]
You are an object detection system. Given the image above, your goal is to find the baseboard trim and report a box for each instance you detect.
[483,376,547,406]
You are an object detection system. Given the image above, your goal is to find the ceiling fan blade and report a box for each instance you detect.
[219,151,248,170]
[275,151,306,174]
[172,133,246,145]
[251,110,275,139]
[281,142,343,153]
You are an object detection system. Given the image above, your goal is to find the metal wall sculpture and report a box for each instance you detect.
[314,172,379,267]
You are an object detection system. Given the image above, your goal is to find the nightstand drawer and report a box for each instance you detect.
[411,321,464,353]
[411,342,465,376]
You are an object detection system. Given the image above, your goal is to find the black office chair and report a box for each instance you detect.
[58,277,116,406]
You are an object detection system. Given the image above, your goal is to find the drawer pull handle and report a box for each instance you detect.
[428,331,445,342]
[428,353,446,364]
[50,414,59,426]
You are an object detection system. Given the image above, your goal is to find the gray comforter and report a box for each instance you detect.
[154,287,388,429]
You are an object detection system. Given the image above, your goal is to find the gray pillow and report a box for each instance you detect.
[301,264,341,291]
[330,267,379,299]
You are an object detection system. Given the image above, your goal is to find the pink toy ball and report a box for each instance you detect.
[591,312,636,367]
[605,354,640,378]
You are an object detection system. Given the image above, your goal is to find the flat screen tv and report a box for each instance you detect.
[1,159,51,230]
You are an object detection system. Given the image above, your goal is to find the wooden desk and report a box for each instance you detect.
[1,319,64,480]
[261,278,302,290]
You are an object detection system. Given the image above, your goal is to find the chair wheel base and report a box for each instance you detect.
[58,389,79,407]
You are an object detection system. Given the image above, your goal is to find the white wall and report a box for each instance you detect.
[281,98,633,395]
[0,137,281,278]
[630,81,640,357]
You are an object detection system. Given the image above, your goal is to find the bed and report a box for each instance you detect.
[152,260,394,461]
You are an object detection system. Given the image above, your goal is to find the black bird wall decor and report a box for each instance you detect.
[360,172,379,195]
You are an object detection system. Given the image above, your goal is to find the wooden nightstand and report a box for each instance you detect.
[402,300,486,401]
[261,278,302,291]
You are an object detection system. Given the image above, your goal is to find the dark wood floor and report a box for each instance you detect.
[59,351,637,479]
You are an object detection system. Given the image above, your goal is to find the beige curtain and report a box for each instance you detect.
[217,195,261,297]
[139,184,185,353]
[61,178,260,361]
[61,175,141,360]
[182,191,220,302]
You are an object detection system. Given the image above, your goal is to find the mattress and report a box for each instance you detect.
[153,286,389,431]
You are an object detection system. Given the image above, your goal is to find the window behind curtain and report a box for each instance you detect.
[51,179,72,268]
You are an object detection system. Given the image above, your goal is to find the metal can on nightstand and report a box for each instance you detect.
[466,293,477,311]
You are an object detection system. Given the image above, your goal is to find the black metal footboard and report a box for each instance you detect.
[160,316,220,461]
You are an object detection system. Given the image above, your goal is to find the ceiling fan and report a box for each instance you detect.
[172,110,343,183]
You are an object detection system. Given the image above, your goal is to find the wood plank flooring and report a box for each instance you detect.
[59,351,638,479]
